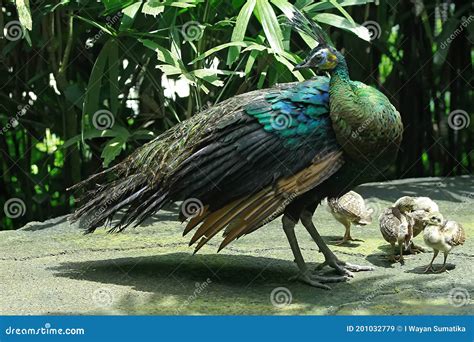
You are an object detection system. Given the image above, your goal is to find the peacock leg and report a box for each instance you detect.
[300,210,373,277]
[423,250,439,273]
[282,215,347,289]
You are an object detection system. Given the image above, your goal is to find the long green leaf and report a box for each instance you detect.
[227,0,257,66]
[329,0,355,25]
[191,41,250,63]
[314,13,370,41]
[256,0,284,53]
[83,40,110,118]
[108,39,120,115]
[305,0,374,12]
[120,2,142,31]
[15,0,32,30]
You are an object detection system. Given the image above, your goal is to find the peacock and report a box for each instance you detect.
[70,11,403,289]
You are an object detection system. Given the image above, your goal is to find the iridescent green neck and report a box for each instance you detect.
[329,53,354,100]
[329,52,350,85]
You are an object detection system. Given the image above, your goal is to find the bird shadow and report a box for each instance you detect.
[323,235,362,248]
[365,253,397,268]
[355,176,473,203]
[49,252,473,315]
[406,264,457,274]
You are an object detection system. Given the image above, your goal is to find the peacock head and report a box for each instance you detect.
[294,45,340,71]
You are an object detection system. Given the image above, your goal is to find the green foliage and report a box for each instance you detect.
[0,0,472,229]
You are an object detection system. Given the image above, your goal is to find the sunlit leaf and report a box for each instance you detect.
[256,0,284,53]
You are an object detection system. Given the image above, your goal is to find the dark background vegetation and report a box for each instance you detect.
[1,0,472,230]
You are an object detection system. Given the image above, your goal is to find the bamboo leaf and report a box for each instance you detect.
[108,39,120,115]
[329,0,355,25]
[228,0,257,66]
[15,0,32,30]
[101,136,127,167]
[305,0,374,12]
[256,0,284,53]
[120,2,142,31]
[83,40,111,118]
[191,41,250,63]
[314,13,371,41]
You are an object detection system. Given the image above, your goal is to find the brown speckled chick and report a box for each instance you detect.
[394,196,439,253]
[422,213,465,273]
[379,200,415,264]
[327,191,373,245]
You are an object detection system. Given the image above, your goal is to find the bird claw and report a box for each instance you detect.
[289,273,332,290]
[316,258,373,277]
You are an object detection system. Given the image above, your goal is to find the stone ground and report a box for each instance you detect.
[0,176,473,315]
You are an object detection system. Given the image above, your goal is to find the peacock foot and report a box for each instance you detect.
[316,255,374,277]
[289,272,348,290]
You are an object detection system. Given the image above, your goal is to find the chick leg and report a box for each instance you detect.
[398,243,405,265]
[282,215,347,289]
[408,241,426,254]
[335,222,353,245]
[387,242,400,262]
[435,252,449,273]
[300,210,373,277]
[423,250,439,273]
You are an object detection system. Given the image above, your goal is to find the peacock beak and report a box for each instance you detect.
[294,61,310,70]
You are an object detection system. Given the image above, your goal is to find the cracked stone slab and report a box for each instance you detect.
[0,176,473,315]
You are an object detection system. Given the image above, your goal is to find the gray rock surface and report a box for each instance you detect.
[1,176,473,315]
